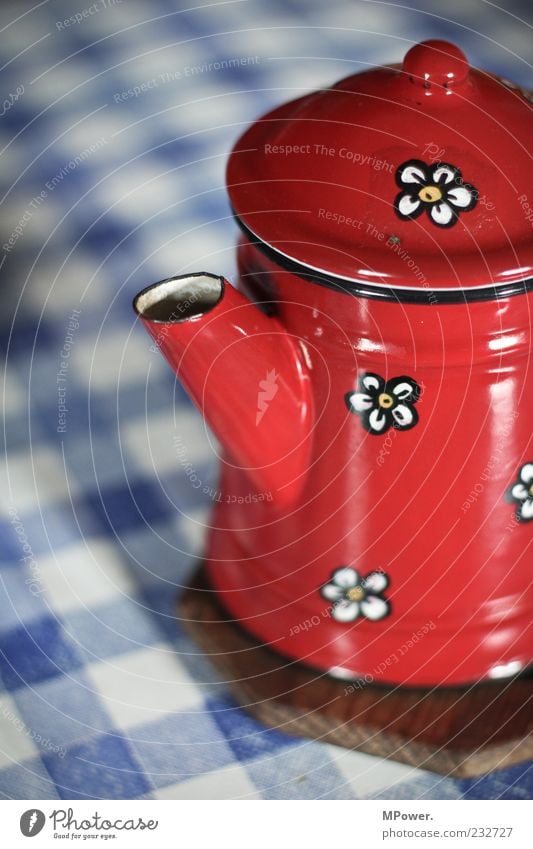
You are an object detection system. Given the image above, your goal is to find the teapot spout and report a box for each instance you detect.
[133,273,313,506]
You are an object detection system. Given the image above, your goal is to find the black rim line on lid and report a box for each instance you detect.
[233,213,533,305]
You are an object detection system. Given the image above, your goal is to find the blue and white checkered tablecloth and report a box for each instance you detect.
[0,0,532,800]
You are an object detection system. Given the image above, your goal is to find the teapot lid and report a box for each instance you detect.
[227,40,533,299]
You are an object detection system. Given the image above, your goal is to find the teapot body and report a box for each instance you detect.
[204,236,533,686]
[135,40,533,686]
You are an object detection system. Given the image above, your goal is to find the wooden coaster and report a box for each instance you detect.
[178,566,533,778]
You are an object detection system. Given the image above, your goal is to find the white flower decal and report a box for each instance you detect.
[345,372,420,435]
[321,567,391,623]
[510,463,533,522]
[394,159,477,228]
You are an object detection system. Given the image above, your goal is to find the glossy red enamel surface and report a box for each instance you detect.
[136,40,533,686]
[202,240,533,685]
[135,276,313,508]
[227,41,533,290]
[403,39,470,89]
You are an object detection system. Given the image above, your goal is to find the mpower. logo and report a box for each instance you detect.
[20,809,46,837]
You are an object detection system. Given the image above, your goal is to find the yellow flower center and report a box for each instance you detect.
[418,185,443,203]
[529,484,533,497]
[378,392,394,409]
[346,586,365,602]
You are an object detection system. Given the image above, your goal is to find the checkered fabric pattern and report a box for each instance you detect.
[0,0,531,800]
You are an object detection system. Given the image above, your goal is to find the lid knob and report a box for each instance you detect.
[403,39,469,92]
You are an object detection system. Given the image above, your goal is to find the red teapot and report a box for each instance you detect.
[134,40,533,687]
